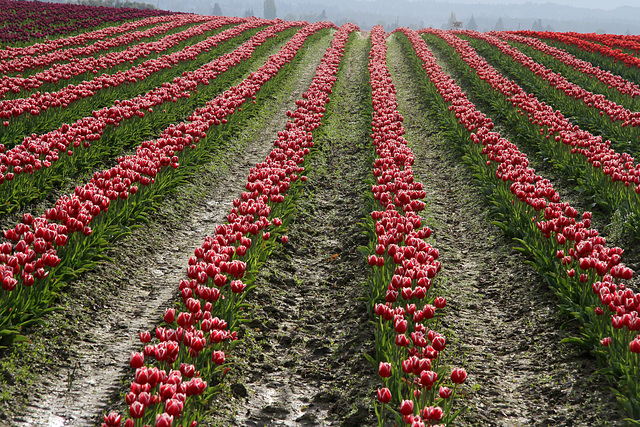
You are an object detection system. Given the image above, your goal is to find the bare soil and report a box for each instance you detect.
[203,33,378,427]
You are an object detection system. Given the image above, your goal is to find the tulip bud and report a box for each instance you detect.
[451,367,467,384]
[376,387,391,403]
[164,308,175,324]
[439,386,452,399]
[378,361,392,378]
[129,352,144,369]
[399,399,414,416]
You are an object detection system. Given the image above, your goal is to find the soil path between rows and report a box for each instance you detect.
[386,33,625,426]
[5,30,335,427]
[205,32,378,427]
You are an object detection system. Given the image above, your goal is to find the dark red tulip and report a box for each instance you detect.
[378,361,392,378]
[399,399,413,416]
[451,367,467,384]
[376,387,391,403]
[129,352,144,369]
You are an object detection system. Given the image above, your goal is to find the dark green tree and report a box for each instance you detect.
[494,17,505,31]
[467,15,478,31]
[264,0,276,19]
[212,2,222,15]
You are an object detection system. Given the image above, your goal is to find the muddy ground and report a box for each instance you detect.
[203,33,377,427]
[0,28,633,427]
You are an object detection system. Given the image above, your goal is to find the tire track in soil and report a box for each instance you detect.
[385,34,626,426]
[206,33,378,427]
[7,30,334,427]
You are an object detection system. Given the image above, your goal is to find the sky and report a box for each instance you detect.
[438,0,638,9]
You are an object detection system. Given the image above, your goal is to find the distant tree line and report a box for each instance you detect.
[67,0,157,9]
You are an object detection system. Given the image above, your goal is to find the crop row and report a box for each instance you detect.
[0,20,320,345]
[0,14,177,62]
[0,17,256,137]
[400,28,640,421]
[364,25,465,427]
[100,21,356,427]
[0,15,211,77]
[512,30,640,70]
[0,0,175,44]
[0,19,302,216]
[421,29,640,240]
[495,32,640,100]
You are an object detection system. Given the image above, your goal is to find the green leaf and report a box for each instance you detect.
[357,246,371,257]
[362,351,377,368]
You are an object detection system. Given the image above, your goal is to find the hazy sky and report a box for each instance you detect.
[443,0,638,9]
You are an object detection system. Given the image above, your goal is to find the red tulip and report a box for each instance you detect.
[376,387,391,403]
[155,413,173,427]
[129,401,145,419]
[103,412,122,427]
[439,386,452,399]
[451,367,467,384]
[378,361,392,378]
[139,331,151,343]
[399,399,414,416]
[164,308,175,324]
[212,350,226,365]
[230,280,246,293]
[129,352,144,369]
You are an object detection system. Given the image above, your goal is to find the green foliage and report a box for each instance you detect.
[68,0,157,10]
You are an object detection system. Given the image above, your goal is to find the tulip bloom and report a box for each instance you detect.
[129,401,145,419]
[399,399,414,416]
[129,352,144,369]
[451,367,468,384]
[378,361,392,378]
[377,387,391,403]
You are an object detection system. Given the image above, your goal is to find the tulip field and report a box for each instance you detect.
[3,0,640,425]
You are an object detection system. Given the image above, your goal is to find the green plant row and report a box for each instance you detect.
[422,32,640,239]
[461,34,640,157]
[1,22,247,148]
[0,26,332,348]
[397,30,640,423]
[0,26,300,217]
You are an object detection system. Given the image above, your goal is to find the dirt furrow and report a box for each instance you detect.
[3,30,334,427]
[385,33,625,426]
[206,33,377,427]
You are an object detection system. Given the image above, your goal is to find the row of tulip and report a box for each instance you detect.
[460,29,640,141]
[0,0,175,44]
[421,29,640,235]
[101,22,357,427]
[511,30,640,70]
[0,20,302,215]
[494,31,640,101]
[0,17,257,124]
[398,27,640,421]
[1,14,210,77]
[548,31,640,56]
[364,25,466,427]
[0,20,332,346]
[0,14,177,62]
